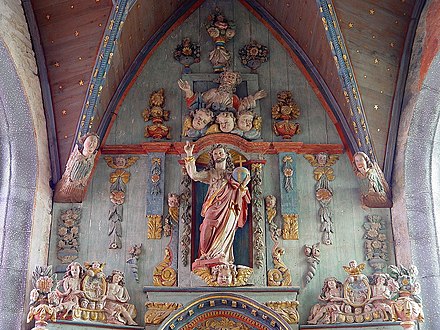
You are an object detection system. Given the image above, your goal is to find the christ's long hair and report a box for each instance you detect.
[205,144,235,172]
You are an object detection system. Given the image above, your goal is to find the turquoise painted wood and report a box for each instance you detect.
[49,1,394,328]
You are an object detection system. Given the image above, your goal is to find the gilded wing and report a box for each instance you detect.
[182,116,192,137]
[125,157,139,168]
[235,266,253,286]
[304,154,319,167]
[193,267,218,286]
[325,154,340,167]
[104,156,117,169]
[357,262,366,273]
[253,115,262,131]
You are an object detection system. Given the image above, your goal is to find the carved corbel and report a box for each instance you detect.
[144,302,182,325]
[352,152,392,208]
[304,153,339,245]
[54,133,100,202]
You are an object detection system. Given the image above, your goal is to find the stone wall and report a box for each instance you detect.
[0,0,52,329]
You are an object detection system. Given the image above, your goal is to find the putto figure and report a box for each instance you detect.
[183,141,251,270]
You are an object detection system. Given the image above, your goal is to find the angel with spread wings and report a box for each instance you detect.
[304,152,339,181]
[193,264,253,287]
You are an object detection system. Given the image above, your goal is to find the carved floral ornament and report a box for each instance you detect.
[142,88,171,140]
[271,91,301,139]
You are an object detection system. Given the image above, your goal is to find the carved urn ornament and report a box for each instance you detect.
[271,91,301,139]
[239,40,270,72]
[142,88,171,140]
[173,37,200,73]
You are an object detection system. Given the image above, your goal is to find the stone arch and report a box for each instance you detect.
[0,39,37,329]
[158,293,292,329]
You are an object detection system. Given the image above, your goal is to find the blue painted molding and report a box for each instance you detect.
[76,0,131,140]
[279,153,298,214]
[316,0,376,160]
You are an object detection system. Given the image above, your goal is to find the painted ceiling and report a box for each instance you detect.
[27,0,422,184]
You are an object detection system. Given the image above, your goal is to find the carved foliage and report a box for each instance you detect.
[304,153,339,245]
[105,156,138,249]
[282,214,298,240]
[239,40,269,72]
[126,244,142,283]
[251,163,265,268]
[364,215,388,272]
[265,301,299,324]
[142,88,171,140]
[271,91,301,139]
[57,208,81,264]
[147,215,162,240]
[153,247,177,287]
[180,168,192,266]
[144,302,182,325]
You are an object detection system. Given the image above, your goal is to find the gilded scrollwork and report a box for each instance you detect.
[265,301,299,324]
[282,214,298,240]
[153,247,177,287]
[144,302,182,325]
[267,247,292,286]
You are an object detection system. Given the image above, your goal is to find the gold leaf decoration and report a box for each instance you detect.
[147,215,162,239]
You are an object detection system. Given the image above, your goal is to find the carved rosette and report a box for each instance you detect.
[304,153,339,245]
[364,215,388,271]
[265,301,299,324]
[144,302,182,325]
[105,156,138,249]
[180,167,192,266]
[251,163,265,268]
[147,215,162,239]
[267,247,292,286]
[57,208,81,264]
[153,247,177,286]
[282,214,298,240]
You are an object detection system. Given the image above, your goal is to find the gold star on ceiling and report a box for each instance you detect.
[369,9,375,15]
[46,14,50,20]
[374,105,379,110]
[70,5,74,9]
[74,31,79,37]
[79,80,84,86]
[348,22,353,28]
[53,62,60,67]
[78,57,82,60]
[390,42,395,47]
[374,58,379,64]
[62,109,67,115]
[64,135,68,139]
